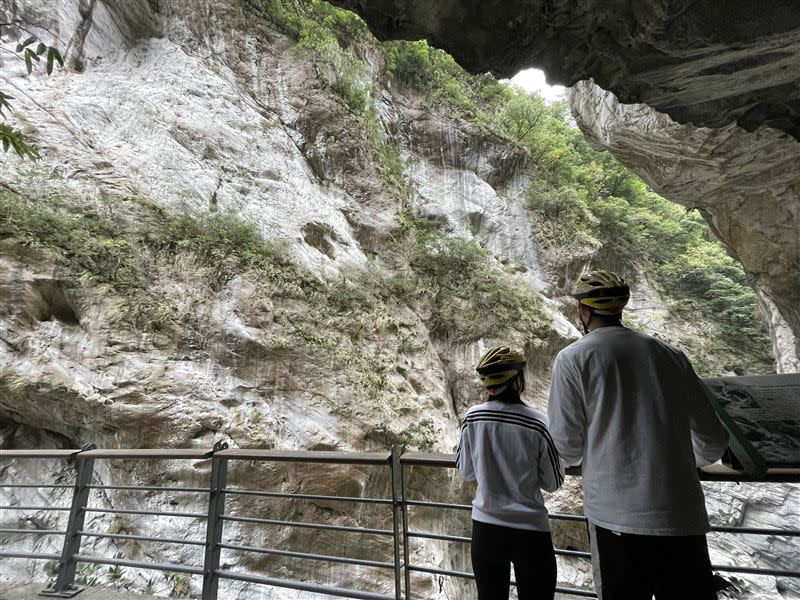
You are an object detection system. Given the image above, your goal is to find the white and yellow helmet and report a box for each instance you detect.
[475,346,526,389]
[572,270,630,315]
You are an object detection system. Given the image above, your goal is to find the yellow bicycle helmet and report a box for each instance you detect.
[572,270,630,315]
[476,346,526,389]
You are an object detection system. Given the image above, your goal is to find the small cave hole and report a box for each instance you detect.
[467,212,484,235]
[28,280,81,325]
[302,222,340,259]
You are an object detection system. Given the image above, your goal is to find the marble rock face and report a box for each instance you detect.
[0,0,571,597]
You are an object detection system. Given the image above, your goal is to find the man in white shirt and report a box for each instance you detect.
[547,270,729,599]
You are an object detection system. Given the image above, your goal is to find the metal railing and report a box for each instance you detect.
[0,445,798,599]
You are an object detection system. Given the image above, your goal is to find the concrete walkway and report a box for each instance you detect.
[0,581,170,599]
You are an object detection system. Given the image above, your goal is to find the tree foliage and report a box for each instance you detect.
[384,40,512,118]
[0,23,64,159]
[254,0,372,112]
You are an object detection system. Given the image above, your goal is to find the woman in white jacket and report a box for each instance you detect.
[458,346,565,600]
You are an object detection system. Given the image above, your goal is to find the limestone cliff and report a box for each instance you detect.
[330,0,800,377]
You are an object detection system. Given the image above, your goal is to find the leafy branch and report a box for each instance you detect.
[0,123,40,159]
[0,25,64,159]
[13,34,64,75]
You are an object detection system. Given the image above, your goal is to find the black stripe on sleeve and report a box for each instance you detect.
[462,412,562,482]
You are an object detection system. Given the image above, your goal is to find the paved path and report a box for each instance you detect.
[0,581,170,599]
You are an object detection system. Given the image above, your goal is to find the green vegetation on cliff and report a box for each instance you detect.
[244,0,771,373]
[0,183,556,409]
[389,211,551,341]
[499,97,772,370]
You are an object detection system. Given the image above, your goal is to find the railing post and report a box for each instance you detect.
[390,445,404,600]
[40,442,96,598]
[400,455,411,600]
[202,441,229,600]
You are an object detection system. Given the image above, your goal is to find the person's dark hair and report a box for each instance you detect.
[593,312,623,326]
[488,373,525,404]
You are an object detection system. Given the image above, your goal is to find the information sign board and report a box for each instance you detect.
[704,374,800,472]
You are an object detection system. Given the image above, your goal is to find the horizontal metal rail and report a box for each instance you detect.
[222,514,394,536]
[0,528,66,536]
[223,487,393,505]
[87,484,208,494]
[554,587,597,598]
[0,483,75,489]
[74,554,203,575]
[78,530,206,546]
[405,499,471,511]
[0,450,79,459]
[0,551,61,561]
[549,513,590,522]
[711,564,800,578]
[408,530,470,543]
[406,516,796,541]
[219,542,396,569]
[409,564,474,580]
[710,525,800,537]
[405,500,592,525]
[79,449,213,460]
[218,449,391,464]
[83,507,206,519]
[0,505,70,511]
[407,564,597,598]
[555,549,592,559]
[218,569,396,600]
[407,530,591,558]
[399,452,800,482]
[3,448,797,481]
[699,465,800,483]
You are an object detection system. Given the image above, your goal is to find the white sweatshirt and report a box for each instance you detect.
[457,400,565,531]
[547,326,729,536]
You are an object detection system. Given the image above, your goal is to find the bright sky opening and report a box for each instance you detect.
[506,68,566,103]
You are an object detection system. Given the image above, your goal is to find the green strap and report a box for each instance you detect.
[703,381,768,479]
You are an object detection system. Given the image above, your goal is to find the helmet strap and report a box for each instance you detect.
[513,371,525,394]
[487,384,508,396]
[579,304,594,335]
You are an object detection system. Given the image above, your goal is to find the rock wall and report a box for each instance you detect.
[0,0,571,597]
[329,0,800,376]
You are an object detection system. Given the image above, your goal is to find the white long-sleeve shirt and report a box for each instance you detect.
[457,400,565,531]
[547,326,729,536]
